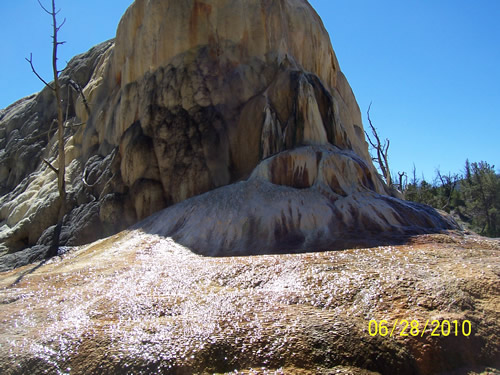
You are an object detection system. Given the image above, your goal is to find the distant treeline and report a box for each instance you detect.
[397,160,500,238]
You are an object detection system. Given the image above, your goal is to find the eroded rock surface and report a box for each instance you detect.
[141,145,456,256]
[0,41,115,266]
[0,233,498,374]
[1,0,458,269]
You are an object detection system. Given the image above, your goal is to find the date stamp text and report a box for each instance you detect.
[368,319,472,337]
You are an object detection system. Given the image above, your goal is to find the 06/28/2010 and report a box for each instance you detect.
[368,319,472,338]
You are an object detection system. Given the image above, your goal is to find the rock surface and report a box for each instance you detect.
[0,232,498,374]
[1,0,458,270]
[140,145,456,256]
[0,41,116,266]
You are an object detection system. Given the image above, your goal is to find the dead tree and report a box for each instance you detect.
[26,0,67,257]
[365,103,392,186]
[398,171,407,191]
[436,169,459,211]
[69,79,91,117]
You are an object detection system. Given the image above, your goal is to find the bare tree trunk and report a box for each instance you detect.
[27,0,67,257]
[398,171,407,192]
[51,0,66,257]
[437,169,458,211]
[51,0,66,218]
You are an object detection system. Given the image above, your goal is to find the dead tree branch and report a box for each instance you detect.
[36,0,52,14]
[365,102,392,186]
[47,118,56,144]
[43,159,59,174]
[22,121,58,144]
[63,122,86,129]
[65,84,71,123]
[69,79,91,116]
[25,54,54,90]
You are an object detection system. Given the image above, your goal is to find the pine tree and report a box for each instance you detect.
[461,161,499,236]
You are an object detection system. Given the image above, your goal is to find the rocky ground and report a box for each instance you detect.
[0,232,498,374]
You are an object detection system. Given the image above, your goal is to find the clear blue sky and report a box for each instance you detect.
[1,0,499,182]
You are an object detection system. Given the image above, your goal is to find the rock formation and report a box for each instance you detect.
[1,1,499,374]
[1,0,457,270]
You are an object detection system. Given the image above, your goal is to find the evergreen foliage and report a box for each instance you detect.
[399,160,500,237]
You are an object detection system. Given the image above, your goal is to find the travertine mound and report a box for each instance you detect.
[1,0,457,268]
[141,145,456,255]
[80,0,379,206]
[1,233,498,374]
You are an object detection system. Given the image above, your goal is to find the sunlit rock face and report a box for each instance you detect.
[0,233,499,374]
[81,0,378,205]
[1,0,458,268]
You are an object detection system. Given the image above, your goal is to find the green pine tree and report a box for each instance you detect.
[461,160,499,236]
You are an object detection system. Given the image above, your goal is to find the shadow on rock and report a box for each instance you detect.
[137,145,459,257]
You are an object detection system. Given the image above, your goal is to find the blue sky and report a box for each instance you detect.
[1,0,499,182]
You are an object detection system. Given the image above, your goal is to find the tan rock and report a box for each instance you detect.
[112,0,340,89]
[298,75,329,145]
[83,0,375,197]
[130,179,166,221]
[119,122,160,187]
